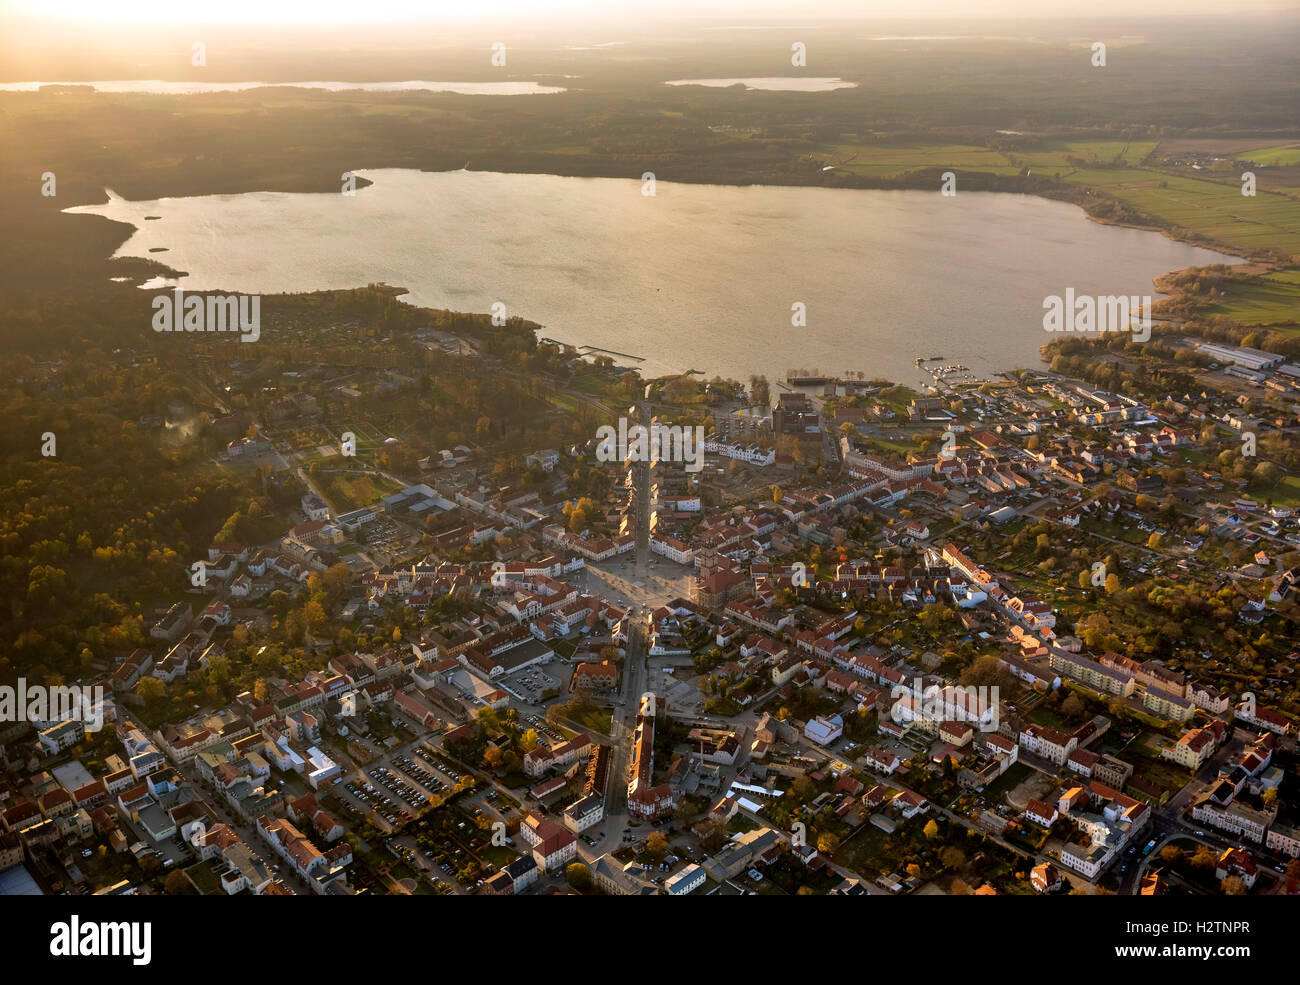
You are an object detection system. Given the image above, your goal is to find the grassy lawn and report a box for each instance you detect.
[1079,516,1147,545]
[185,860,225,896]
[1025,703,1073,731]
[313,469,404,512]
[835,821,894,876]
[1133,730,1170,759]
[1264,473,1300,508]
[480,844,515,867]
[858,432,928,458]
[872,384,921,417]
[1127,750,1192,794]
[567,706,613,735]
[569,373,611,395]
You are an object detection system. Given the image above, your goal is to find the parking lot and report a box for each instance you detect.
[504,665,560,704]
[409,746,466,786]
[519,712,564,744]
[337,746,463,828]
[352,515,420,563]
[341,767,422,827]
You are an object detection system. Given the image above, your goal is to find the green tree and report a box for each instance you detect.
[646,831,669,861]
[566,862,592,891]
[1060,693,1086,718]
[137,677,165,705]
[940,846,966,870]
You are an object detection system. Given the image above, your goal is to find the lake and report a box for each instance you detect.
[663,78,857,91]
[0,80,565,95]
[66,169,1239,386]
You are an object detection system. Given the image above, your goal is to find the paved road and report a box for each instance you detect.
[587,621,648,859]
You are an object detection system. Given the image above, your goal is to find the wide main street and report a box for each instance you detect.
[586,620,647,860]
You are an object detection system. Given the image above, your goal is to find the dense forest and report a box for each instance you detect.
[0,283,596,688]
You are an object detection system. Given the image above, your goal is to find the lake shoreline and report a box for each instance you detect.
[63,160,1258,292]
[74,166,1253,254]
[66,170,1239,387]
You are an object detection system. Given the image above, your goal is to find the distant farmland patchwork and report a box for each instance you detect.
[816,138,1300,259]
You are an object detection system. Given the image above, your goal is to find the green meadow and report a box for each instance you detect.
[1055,167,1300,257]
[1240,144,1300,167]
[1207,268,1300,328]
[815,137,1300,258]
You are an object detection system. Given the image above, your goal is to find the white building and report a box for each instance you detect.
[804,714,844,747]
[561,794,605,834]
[664,864,706,896]
[703,437,775,467]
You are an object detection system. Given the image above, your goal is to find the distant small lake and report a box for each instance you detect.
[67,169,1239,386]
[0,80,566,95]
[664,78,856,91]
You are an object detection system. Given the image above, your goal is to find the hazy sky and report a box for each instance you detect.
[7,0,1300,27]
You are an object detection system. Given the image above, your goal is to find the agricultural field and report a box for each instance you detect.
[1055,167,1300,258]
[814,139,1157,181]
[816,142,1022,178]
[1206,267,1300,328]
[1240,143,1300,167]
[1015,139,1159,170]
[816,137,1300,259]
